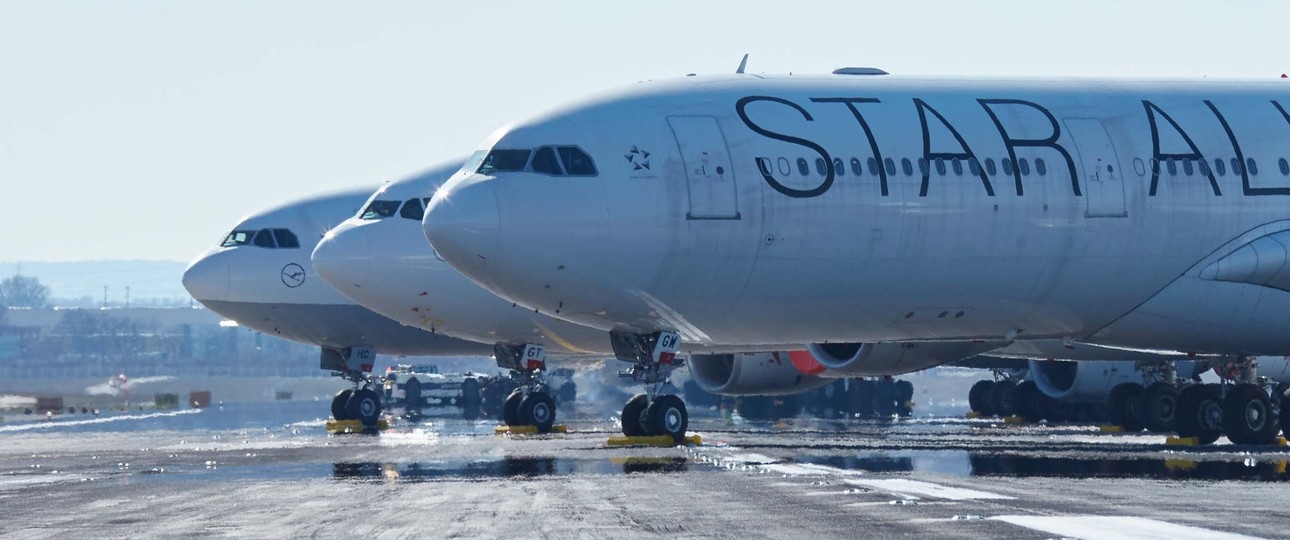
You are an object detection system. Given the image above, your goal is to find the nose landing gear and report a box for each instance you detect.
[611,330,689,443]
[323,346,384,426]
[494,343,557,432]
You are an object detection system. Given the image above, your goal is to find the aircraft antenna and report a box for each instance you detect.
[735,54,749,74]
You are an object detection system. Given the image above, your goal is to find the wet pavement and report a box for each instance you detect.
[2,402,1289,538]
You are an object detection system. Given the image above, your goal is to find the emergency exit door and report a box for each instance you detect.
[667,116,740,219]
[1064,118,1128,218]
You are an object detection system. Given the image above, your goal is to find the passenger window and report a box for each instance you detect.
[797,158,810,176]
[757,158,773,176]
[934,159,946,175]
[1281,158,1290,176]
[558,147,597,175]
[1232,158,1244,175]
[816,158,828,176]
[272,229,300,249]
[399,198,425,221]
[1247,158,1259,176]
[360,200,400,220]
[952,159,964,176]
[531,146,563,175]
[1035,158,1047,176]
[883,158,896,176]
[253,229,276,248]
[918,158,929,175]
[221,231,255,247]
[1199,159,1211,177]
[1150,158,1160,175]
[1018,158,1030,176]
[850,158,863,176]
[901,158,913,176]
[833,158,845,176]
[477,149,531,174]
[777,157,791,176]
[868,158,879,176]
[969,158,981,176]
[1166,159,1178,175]
[985,158,997,176]
[1002,159,1013,176]
[1215,158,1226,176]
[1182,159,1193,176]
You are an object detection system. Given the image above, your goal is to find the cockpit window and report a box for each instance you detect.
[558,146,597,175]
[531,146,563,175]
[221,231,255,247]
[399,198,425,221]
[477,149,532,174]
[253,229,277,248]
[360,200,401,220]
[272,229,300,249]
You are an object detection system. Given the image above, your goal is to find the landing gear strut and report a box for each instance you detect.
[611,330,688,442]
[323,346,383,425]
[494,343,556,432]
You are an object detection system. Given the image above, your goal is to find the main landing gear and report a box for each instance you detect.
[494,343,557,433]
[322,346,384,425]
[611,330,688,443]
[1174,357,1282,445]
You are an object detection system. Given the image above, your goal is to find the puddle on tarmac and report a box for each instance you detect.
[332,456,707,481]
[796,451,1290,482]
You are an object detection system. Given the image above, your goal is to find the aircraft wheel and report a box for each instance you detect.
[346,388,382,425]
[1282,395,1290,437]
[1175,383,1223,444]
[461,378,481,421]
[646,394,689,442]
[1222,384,1279,445]
[502,390,523,426]
[519,391,556,433]
[404,378,423,421]
[621,394,650,437]
[988,380,1017,418]
[853,380,876,417]
[968,380,994,416]
[332,389,354,421]
[1140,382,1179,433]
[1107,383,1145,432]
[1012,381,1047,422]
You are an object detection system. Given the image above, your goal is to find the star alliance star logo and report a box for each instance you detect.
[625,146,651,170]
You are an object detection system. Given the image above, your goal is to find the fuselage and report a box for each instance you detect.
[425,73,1290,355]
[182,185,492,357]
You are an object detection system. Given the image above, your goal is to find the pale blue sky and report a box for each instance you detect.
[2,1,1288,262]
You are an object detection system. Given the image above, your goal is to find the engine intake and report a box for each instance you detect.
[806,341,1009,376]
[688,352,832,396]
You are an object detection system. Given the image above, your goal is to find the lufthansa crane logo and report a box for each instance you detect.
[625,145,651,170]
[281,263,306,288]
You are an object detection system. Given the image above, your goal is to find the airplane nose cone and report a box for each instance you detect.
[182,253,230,302]
[423,180,500,273]
[312,225,372,291]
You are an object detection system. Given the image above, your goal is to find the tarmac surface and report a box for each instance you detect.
[2,401,1290,539]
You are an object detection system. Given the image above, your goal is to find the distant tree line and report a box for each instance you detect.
[0,274,49,309]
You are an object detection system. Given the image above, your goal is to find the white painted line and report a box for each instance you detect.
[0,408,201,432]
[992,515,1263,540]
[843,479,1014,500]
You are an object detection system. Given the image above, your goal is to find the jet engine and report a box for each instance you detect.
[1028,359,1207,402]
[688,352,832,396]
[805,341,1010,376]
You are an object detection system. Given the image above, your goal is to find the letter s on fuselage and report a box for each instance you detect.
[426,73,1290,355]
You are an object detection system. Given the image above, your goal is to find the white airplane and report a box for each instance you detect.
[424,69,1290,444]
[181,181,494,424]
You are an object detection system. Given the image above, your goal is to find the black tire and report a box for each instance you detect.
[1282,395,1290,438]
[895,380,914,403]
[346,388,382,425]
[988,380,1017,418]
[646,394,689,442]
[853,380,876,417]
[968,380,994,415]
[1106,383,1145,432]
[403,378,423,420]
[332,389,354,421]
[621,394,649,437]
[1223,384,1279,445]
[519,392,557,433]
[502,390,523,426]
[872,380,897,418]
[1012,381,1045,422]
[1140,382,1179,433]
[1175,383,1223,445]
[460,378,481,420]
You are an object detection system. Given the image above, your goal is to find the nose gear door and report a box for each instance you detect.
[667,116,740,220]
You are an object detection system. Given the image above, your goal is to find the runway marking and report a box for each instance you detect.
[0,408,202,432]
[842,479,1013,501]
[992,515,1263,540]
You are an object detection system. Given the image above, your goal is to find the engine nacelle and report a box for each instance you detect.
[806,341,1009,376]
[1028,360,1207,402]
[688,352,832,396]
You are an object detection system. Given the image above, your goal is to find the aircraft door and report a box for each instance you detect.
[1063,118,1127,218]
[667,116,740,219]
